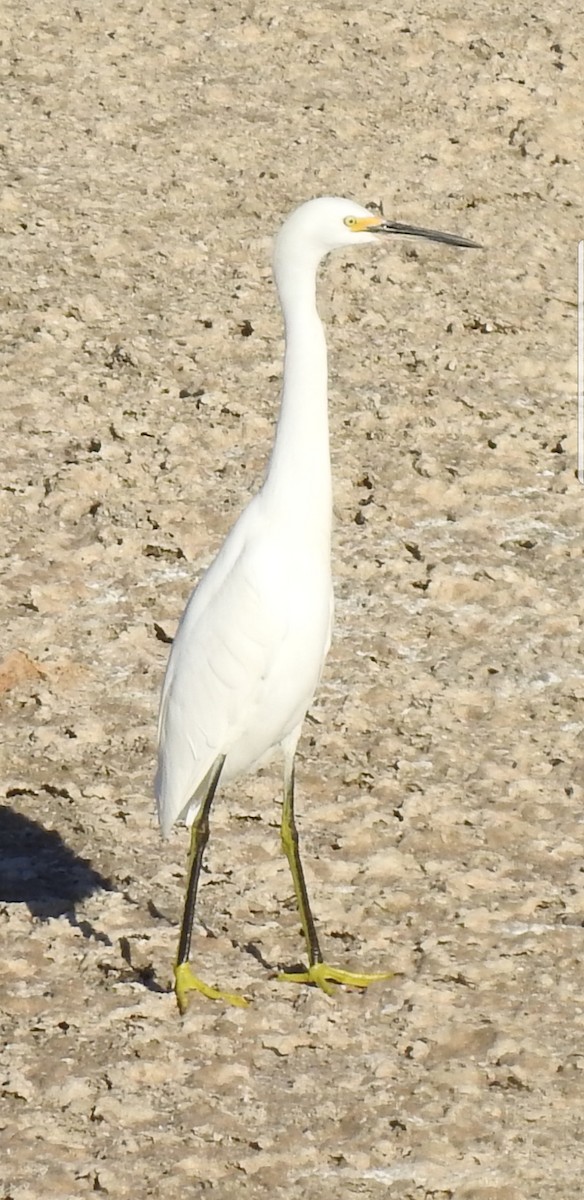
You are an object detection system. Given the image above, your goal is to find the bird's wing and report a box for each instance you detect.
[155,505,288,835]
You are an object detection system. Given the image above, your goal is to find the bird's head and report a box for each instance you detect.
[274,195,480,269]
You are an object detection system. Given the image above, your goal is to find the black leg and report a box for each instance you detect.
[176,754,225,967]
[173,753,247,1010]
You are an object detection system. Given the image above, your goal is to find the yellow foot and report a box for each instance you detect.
[277,962,392,998]
[174,962,248,1014]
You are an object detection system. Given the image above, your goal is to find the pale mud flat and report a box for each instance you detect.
[0,1,583,1197]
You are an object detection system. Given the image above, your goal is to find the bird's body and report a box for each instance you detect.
[156,486,333,836]
[155,196,478,1011]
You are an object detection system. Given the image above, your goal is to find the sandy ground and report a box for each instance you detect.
[1,1,583,1196]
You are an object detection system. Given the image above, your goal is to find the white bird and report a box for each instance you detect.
[155,196,479,1013]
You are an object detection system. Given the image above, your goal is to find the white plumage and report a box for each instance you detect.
[155,493,333,837]
[154,196,478,1011]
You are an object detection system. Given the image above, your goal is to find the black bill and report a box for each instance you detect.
[373,219,481,250]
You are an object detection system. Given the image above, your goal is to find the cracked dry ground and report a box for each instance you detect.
[1,2,583,1198]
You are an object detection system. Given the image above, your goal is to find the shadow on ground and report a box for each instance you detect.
[0,803,113,939]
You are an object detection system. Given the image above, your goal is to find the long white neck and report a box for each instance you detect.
[262,248,332,534]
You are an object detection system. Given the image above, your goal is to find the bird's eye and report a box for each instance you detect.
[344,216,358,229]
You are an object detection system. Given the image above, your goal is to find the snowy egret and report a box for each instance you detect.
[156,196,479,1012]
